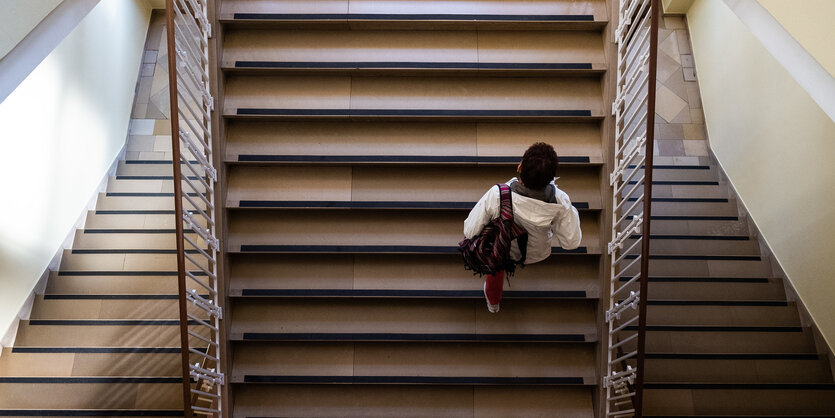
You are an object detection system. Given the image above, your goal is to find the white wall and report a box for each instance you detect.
[0,0,151,343]
[0,0,64,59]
[687,0,835,351]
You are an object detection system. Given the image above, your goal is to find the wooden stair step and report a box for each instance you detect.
[226,165,601,208]
[232,341,594,383]
[644,301,800,326]
[223,75,603,120]
[231,298,596,339]
[224,120,603,164]
[644,353,833,384]
[227,209,600,253]
[13,321,209,347]
[232,385,593,418]
[643,384,835,416]
[228,253,599,297]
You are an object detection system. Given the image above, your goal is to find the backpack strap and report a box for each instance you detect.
[496,183,528,264]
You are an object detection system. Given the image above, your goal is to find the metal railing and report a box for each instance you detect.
[165,0,222,416]
[605,0,658,416]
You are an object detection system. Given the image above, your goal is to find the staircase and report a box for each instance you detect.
[0,128,191,415]
[633,164,835,416]
[219,0,610,416]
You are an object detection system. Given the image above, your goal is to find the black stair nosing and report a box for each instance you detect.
[43,294,210,300]
[627,234,750,240]
[115,175,201,180]
[123,160,199,165]
[626,197,730,203]
[237,289,588,298]
[234,109,596,118]
[82,229,194,234]
[104,192,204,197]
[619,276,771,283]
[27,320,199,326]
[627,164,710,170]
[235,154,592,164]
[626,325,803,332]
[644,382,835,390]
[234,200,592,210]
[0,377,182,384]
[95,210,175,215]
[233,61,597,71]
[626,215,740,221]
[0,410,184,417]
[645,353,820,360]
[644,300,788,307]
[230,13,597,22]
[626,180,720,185]
[11,347,207,354]
[623,254,761,261]
[57,270,208,276]
[12,347,181,354]
[70,249,203,255]
[237,245,590,254]
[239,333,589,342]
[239,375,586,385]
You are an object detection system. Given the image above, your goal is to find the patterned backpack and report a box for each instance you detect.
[458,183,528,276]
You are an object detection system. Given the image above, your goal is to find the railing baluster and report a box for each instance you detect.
[606,0,658,416]
[167,0,222,417]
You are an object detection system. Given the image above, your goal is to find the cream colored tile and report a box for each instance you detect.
[139,151,166,160]
[127,135,155,152]
[136,77,152,104]
[683,67,697,81]
[690,108,705,123]
[131,103,148,119]
[655,84,688,123]
[664,16,686,29]
[670,107,693,124]
[154,120,172,135]
[663,68,688,100]
[684,140,709,156]
[681,54,694,68]
[154,136,173,152]
[658,139,684,156]
[660,32,681,64]
[683,124,706,140]
[129,119,155,135]
[674,156,701,165]
[657,123,685,140]
[657,50,681,83]
[140,63,155,77]
[143,50,158,64]
[686,82,702,108]
[676,29,692,54]
[125,151,141,160]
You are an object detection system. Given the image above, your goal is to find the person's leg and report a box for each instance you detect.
[483,270,505,313]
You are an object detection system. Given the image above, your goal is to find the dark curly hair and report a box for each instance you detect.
[519,142,559,190]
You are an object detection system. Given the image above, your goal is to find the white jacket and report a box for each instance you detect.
[463,178,582,264]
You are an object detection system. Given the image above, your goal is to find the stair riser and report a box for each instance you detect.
[650,168,719,182]
[628,200,738,217]
[641,281,785,301]
[28,297,206,321]
[59,252,204,272]
[0,349,186,377]
[107,178,207,194]
[232,299,596,337]
[622,259,772,277]
[14,324,210,347]
[95,195,208,212]
[645,358,833,383]
[116,162,205,177]
[232,342,595,381]
[223,75,604,116]
[227,210,599,252]
[626,238,758,255]
[0,383,183,409]
[230,254,599,296]
[227,165,602,208]
[637,331,814,353]
[71,231,207,251]
[222,29,605,68]
[643,388,835,415]
[646,304,799,326]
[647,219,748,236]
[232,385,594,418]
[225,120,604,165]
[46,275,210,295]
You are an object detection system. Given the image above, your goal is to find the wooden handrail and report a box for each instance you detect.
[634,0,659,415]
[165,1,192,417]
